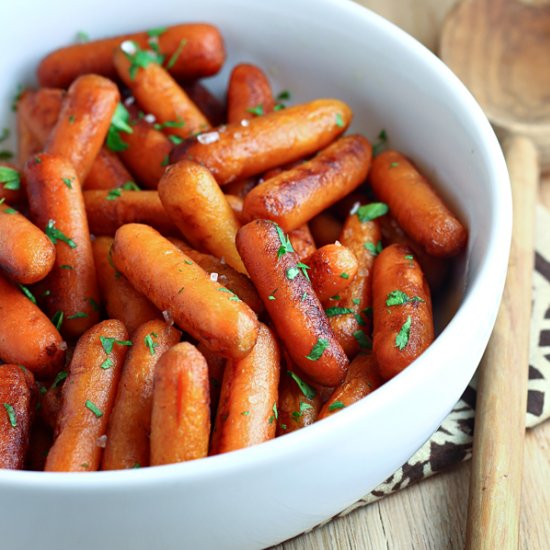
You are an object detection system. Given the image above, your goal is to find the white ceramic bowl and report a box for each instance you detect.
[0,0,511,548]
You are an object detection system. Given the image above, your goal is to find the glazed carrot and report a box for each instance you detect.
[309,212,343,247]
[171,99,352,184]
[169,238,263,314]
[17,88,128,190]
[276,368,322,436]
[111,224,259,359]
[92,237,161,335]
[325,206,383,357]
[0,273,65,377]
[236,219,348,387]
[318,353,383,420]
[0,163,24,205]
[45,320,130,472]
[288,224,316,260]
[0,365,33,470]
[84,189,178,237]
[25,153,100,338]
[243,135,371,231]
[372,243,434,380]
[196,341,225,417]
[38,24,226,88]
[225,194,244,222]
[158,160,246,273]
[0,200,55,284]
[182,81,226,127]
[103,320,181,470]
[226,63,275,124]
[26,423,53,471]
[150,343,210,465]
[83,148,134,190]
[379,214,450,292]
[39,382,63,431]
[118,108,172,189]
[369,151,467,257]
[45,75,120,182]
[305,244,358,302]
[210,323,280,454]
[113,46,211,139]
[223,177,257,198]
[16,107,41,167]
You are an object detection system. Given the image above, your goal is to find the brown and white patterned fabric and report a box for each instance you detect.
[332,204,550,516]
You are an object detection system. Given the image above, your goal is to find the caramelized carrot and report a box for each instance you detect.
[92,237,161,335]
[210,324,280,454]
[45,320,130,472]
[45,75,120,182]
[0,272,65,377]
[25,153,100,338]
[84,189,178,236]
[38,24,225,88]
[182,81,226,127]
[305,244,358,302]
[196,341,225,417]
[16,107,41,167]
[243,135,371,231]
[150,343,210,465]
[111,223,259,359]
[171,99,352,184]
[113,47,210,139]
[158,160,246,273]
[318,353,383,419]
[288,224,316,260]
[369,151,467,257]
[17,88,65,144]
[0,200,55,284]
[236,219,348,387]
[226,63,275,124]
[225,194,244,222]
[0,365,33,469]
[223,177,257,199]
[103,320,181,470]
[325,206,382,357]
[309,212,343,247]
[83,148,134,191]
[372,243,434,380]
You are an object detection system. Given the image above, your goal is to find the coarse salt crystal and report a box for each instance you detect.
[162,310,174,326]
[210,272,219,282]
[349,202,361,215]
[120,40,137,55]
[240,119,250,127]
[197,131,220,145]
[96,435,108,448]
[144,113,156,124]
[124,96,135,106]
[335,240,342,247]
[164,250,173,255]
[59,341,68,351]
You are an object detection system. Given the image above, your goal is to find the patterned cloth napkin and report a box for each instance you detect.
[331,203,550,515]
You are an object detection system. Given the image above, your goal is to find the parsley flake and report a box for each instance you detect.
[286,266,299,280]
[51,370,68,389]
[154,118,185,130]
[100,357,113,370]
[75,31,90,43]
[18,284,36,304]
[395,316,412,350]
[59,264,73,270]
[390,161,399,168]
[385,290,425,307]
[166,38,187,69]
[62,177,73,189]
[106,103,133,152]
[168,135,183,145]
[0,166,20,190]
[3,403,16,427]
[364,240,383,256]
[122,41,164,79]
[106,188,122,200]
[85,400,103,418]
[45,220,77,248]
[325,307,354,317]
[100,336,132,354]
[305,338,329,361]
[144,332,159,355]
[328,401,345,411]
[372,129,388,156]
[11,85,24,112]
[335,113,345,128]
[274,223,294,258]
[247,104,264,116]
[88,297,100,311]
[329,295,341,301]
[122,181,141,191]
[352,298,361,305]
[299,401,313,413]
[67,312,88,319]
[356,202,389,222]
[161,155,170,167]
[288,371,317,399]
[353,330,372,349]
[340,272,349,279]
[147,27,167,38]
[276,90,291,101]
[51,311,64,330]
[241,410,250,416]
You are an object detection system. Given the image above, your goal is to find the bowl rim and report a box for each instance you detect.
[0,0,512,489]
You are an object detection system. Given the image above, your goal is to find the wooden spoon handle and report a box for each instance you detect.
[465,136,538,550]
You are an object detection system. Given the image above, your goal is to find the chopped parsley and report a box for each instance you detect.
[18,284,36,304]
[59,264,73,270]
[51,311,64,330]
[88,297,100,311]
[329,295,341,301]
[122,41,164,79]
[100,357,113,370]
[268,289,278,301]
[268,402,278,424]
[288,371,317,399]
[144,332,159,355]
[390,161,399,168]
[372,129,388,156]
[100,336,132,354]
[276,90,291,101]
[328,401,345,411]
[352,298,361,305]
[62,177,73,189]
[68,115,76,124]
[325,307,354,317]
[296,262,311,281]
[395,315,412,350]
[51,370,68,389]
[106,103,133,152]
[85,400,103,418]
[274,223,294,258]
[356,202,388,222]
[353,330,372,349]
[3,404,16,427]
[147,26,167,38]
[0,166,20,190]
[123,181,140,191]
[385,290,425,307]
[166,38,187,69]
[305,338,329,361]
[168,135,183,145]
[340,272,349,279]
[154,118,185,131]
[106,188,123,200]
[218,287,241,301]
[247,104,264,116]
[286,267,299,280]
[11,85,24,112]
[299,401,313,413]
[364,240,383,256]
[75,31,90,43]
[301,292,308,301]
[67,312,88,319]
[241,411,250,416]
[45,220,77,248]
[404,254,414,261]
[335,113,344,128]
[161,155,170,167]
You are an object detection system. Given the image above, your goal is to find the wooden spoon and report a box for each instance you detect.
[440,1,550,548]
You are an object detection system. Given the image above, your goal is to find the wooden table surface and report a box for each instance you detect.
[275,1,550,548]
